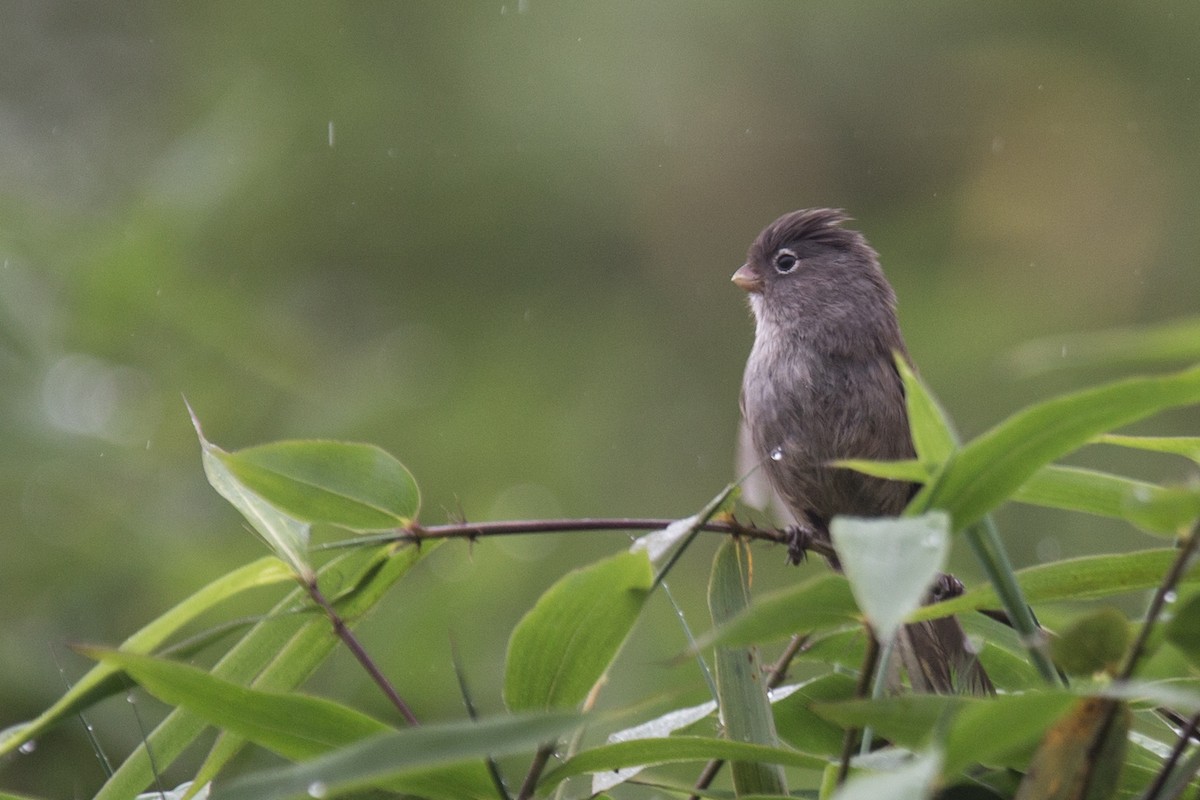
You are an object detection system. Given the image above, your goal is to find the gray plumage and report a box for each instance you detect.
[737,209,914,531]
[733,208,991,695]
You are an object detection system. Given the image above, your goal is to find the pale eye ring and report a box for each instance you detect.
[774,249,799,274]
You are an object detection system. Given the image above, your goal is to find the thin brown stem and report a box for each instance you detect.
[1120,519,1200,682]
[836,630,880,786]
[317,516,837,560]
[303,578,420,726]
[1141,711,1200,800]
[450,637,512,800]
[515,742,555,800]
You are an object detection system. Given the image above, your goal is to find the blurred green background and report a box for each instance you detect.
[3,3,1199,795]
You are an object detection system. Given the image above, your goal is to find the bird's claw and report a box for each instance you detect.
[929,572,965,602]
[783,523,817,566]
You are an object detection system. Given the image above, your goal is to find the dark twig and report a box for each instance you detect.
[1141,710,1200,800]
[302,578,420,726]
[1123,520,1200,800]
[837,631,880,786]
[316,516,836,560]
[450,637,512,800]
[515,742,555,800]
[1120,519,1200,682]
[687,634,810,800]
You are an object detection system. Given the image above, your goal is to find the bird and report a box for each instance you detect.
[733,208,992,694]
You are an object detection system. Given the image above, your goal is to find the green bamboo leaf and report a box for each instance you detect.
[542,735,827,789]
[218,440,420,531]
[1095,433,1200,464]
[1012,317,1200,374]
[831,512,949,642]
[0,789,58,800]
[833,458,930,483]
[504,551,652,711]
[1121,484,1200,533]
[190,405,313,578]
[834,462,1177,534]
[94,544,427,800]
[213,713,579,800]
[772,673,859,756]
[707,539,788,795]
[912,363,1200,529]
[813,694,960,751]
[942,692,1078,775]
[0,556,292,758]
[958,613,1044,691]
[697,573,859,650]
[896,355,958,465]
[82,649,391,759]
[814,692,1078,776]
[1012,465,1178,533]
[910,549,1198,622]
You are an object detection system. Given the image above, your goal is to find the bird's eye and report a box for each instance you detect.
[773,249,799,274]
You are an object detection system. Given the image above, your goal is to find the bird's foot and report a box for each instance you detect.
[928,572,965,602]
[782,523,818,566]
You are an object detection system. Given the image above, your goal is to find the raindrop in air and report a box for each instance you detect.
[769,446,784,462]
[308,782,328,799]
[18,740,36,754]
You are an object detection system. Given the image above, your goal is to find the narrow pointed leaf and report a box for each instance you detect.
[943,692,1079,774]
[217,440,420,531]
[630,480,739,565]
[0,556,291,758]
[896,356,957,465]
[543,736,826,789]
[93,544,425,800]
[505,551,652,710]
[1012,465,1179,533]
[836,462,1179,534]
[772,672,858,756]
[913,363,1200,529]
[910,549,1199,622]
[1121,484,1200,533]
[834,458,930,484]
[699,573,859,649]
[190,407,312,577]
[591,699,718,793]
[1095,433,1200,465]
[707,539,788,795]
[213,713,578,800]
[1013,317,1200,374]
[83,649,391,759]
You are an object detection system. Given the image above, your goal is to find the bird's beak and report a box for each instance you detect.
[731,263,763,293]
